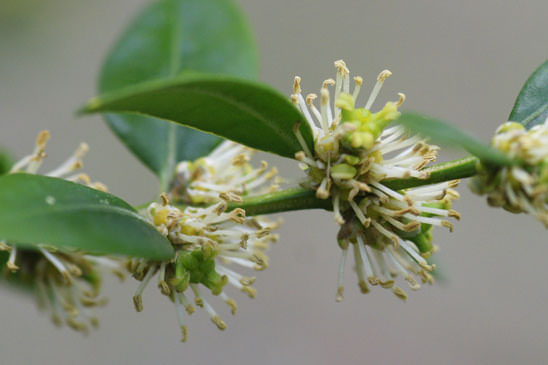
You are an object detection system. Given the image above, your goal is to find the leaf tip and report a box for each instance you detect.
[77,97,102,116]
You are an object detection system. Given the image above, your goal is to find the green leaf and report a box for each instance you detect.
[0,148,14,175]
[509,59,548,129]
[99,0,259,183]
[397,112,514,166]
[0,174,173,260]
[82,75,314,159]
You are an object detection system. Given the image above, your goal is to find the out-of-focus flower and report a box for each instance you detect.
[471,120,548,227]
[172,141,281,205]
[2,131,123,333]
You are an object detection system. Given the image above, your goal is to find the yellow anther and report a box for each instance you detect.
[241,286,257,298]
[293,76,302,94]
[226,298,238,315]
[306,93,317,105]
[91,182,108,192]
[336,286,344,302]
[358,280,370,294]
[6,261,19,272]
[392,286,408,301]
[441,220,454,232]
[405,275,420,290]
[334,59,349,75]
[396,92,406,107]
[377,69,392,82]
[211,315,227,331]
[36,130,51,148]
[185,304,195,315]
[380,279,395,289]
[240,276,256,286]
[449,209,461,220]
[159,280,171,296]
[160,193,170,206]
[180,325,188,343]
[322,78,335,88]
[232,153,250,166]
[133,295,143,312]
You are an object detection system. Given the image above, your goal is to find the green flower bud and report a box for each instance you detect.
[331,163,357,180]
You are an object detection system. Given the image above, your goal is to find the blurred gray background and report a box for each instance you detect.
[1,0,548,364]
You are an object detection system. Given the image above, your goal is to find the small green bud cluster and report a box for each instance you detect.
[177,249,227,295]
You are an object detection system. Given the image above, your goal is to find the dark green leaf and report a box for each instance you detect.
[0,148,14,175]
[509,59,548,129]
[0,174,173,260]
[397,112,514,166]
[82,75,314,159]
[99,0,259,183]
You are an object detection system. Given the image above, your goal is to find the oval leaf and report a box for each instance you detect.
[509,59,548,129]
[83,75,314,159]
[99,0,259,182]
[397,112,514,166]
[0,174,173,260]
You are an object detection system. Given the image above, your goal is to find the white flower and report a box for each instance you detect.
[2,130,122,333]
[291,60,438,221]
[471,120,548,227]
[173,141,281,205]
[336,181,460,301]
[289,61,461,300]
[130,197,280,342]
[131,142,282,342]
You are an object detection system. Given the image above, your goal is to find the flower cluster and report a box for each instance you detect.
[335,181,460,301]
[471,120,548,227]
[291,60,461,300]
[2,131,123,333]
[131,142,281,342]
[172,141,281,205]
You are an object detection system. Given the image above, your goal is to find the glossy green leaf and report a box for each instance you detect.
[397,112,514,166]
[0,174,173,260]
[509,59,548,129]
[99,0,259,183]
[82,75,314,159]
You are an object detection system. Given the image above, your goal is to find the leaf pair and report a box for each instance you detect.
[100,0,260,185]
[87,24,548,170]
[1,0,271,260]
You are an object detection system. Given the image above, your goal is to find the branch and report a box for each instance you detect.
[231,156,478,215]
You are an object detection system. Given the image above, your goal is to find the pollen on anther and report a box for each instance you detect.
[293,76,302,94]
[396,93,406,107]
[377,70,392,82]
